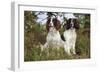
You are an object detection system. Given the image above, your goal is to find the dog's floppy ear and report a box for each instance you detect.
[46,17,51,32]
[53,18,61,30]
[73,19,80,29]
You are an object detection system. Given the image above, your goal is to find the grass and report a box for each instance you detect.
[24,27,90,61]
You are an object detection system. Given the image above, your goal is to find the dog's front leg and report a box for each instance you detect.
[41,42,49,50]
[64,43,71,55]
[43,43,50,56]
[72,42,76,55]
[43,43,48,50]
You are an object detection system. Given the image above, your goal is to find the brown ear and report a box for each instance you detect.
[46,18,51,32]
[73,19,80,29]
[53,18,61,30]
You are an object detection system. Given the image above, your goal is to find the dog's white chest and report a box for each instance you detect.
[64,29,76,42]
[46,31,62,47]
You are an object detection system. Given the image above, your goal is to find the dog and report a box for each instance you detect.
[41,16,66,54]
[62,17,79,55]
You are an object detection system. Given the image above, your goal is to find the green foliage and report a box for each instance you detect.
[75,28,90,58]
[74,13,90,28]
[24,28,90,61]
[24,11,37,32]
[24,11,90,61]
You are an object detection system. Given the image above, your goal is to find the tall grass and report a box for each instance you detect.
[24,26,90,61]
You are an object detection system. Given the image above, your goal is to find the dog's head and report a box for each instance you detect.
[46,16,61,32]
[64,18,79,30]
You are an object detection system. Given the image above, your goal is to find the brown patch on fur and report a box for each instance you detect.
[46,17,52,32]
[53,18,61,30]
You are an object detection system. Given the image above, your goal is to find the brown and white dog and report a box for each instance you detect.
[62,16,79,55]
[41,16,66,53]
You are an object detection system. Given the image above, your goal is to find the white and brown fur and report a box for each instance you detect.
[41,16,66,54]
[62,18,79,55]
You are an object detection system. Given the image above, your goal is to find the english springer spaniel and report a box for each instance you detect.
[41,16,66,53]
[62,18,79,55]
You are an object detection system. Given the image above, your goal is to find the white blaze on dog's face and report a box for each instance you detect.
[48,16,57,33]
[70,19,74,29]
[50,17,53,26]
